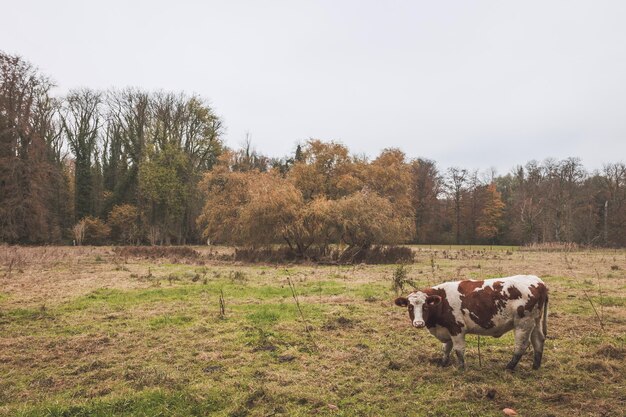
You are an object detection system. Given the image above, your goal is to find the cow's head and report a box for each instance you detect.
[394,291,442,328]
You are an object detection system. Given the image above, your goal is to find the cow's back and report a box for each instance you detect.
[436,275,547,337]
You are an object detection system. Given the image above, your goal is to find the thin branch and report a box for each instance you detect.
[287,276,317,350]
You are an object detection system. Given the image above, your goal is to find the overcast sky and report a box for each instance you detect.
[3,1,626,173]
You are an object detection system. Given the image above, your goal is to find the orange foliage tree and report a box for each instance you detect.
[476,183,505,242]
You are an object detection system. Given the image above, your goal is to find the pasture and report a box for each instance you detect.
[0,246,624,417]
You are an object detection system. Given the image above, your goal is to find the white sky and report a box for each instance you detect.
[2,0,626,173]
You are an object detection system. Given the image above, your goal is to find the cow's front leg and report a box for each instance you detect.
[450,335,466,370]
[506,321,533,370]
[440,341,453,366]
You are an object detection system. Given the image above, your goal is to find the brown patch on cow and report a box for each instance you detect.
[459,280,509,329]
[457,280,484,294]
[394,297,409,307]
[422,288,463,336]
[525,283,548,313]
[517,305,525,318]
[407,304,415,322]
[508,286,522,299]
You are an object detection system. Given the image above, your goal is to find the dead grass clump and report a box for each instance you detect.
[322,316,356,330]
[70,360,109,375]
[123,366,179,389]
[229,270,247,283]
[250,329,278,352]
[112,246,200,262]
[520,242,581,252]
[578,359,619,376]
[594,344,625,360]
[0,245,26,276]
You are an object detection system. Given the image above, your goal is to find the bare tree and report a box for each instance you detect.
[60,89,102,221]
[0,51,67,243]
[446,167,468,244]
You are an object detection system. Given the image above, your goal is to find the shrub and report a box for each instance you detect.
[334,191,413,250]
[108,204,140,244]
[391,264,416,294]
[362,245,415,264]
[331,245,414,264]
[233,245,414,265]
[234,247,299,263]
[82,217,111,245]
[112,246,200,262]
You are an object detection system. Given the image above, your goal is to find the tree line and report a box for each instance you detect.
[2,51,626,250]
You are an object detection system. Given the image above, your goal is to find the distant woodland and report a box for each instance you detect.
[2,51,626,250]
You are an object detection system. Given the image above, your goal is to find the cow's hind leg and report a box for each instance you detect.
[441,341,453,366]
[506,319,534,370]
[530,318,546,369]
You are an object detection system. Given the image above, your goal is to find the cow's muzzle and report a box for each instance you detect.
[413,320,425,328]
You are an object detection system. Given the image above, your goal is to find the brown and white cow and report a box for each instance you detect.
[394,275,548,370]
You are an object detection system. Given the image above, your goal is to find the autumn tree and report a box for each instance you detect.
[108,204,140,244]
[197,168,304,248]
[81,216,111,245]
[282,197,339,257]
[476,183,505,242]
[335,191,412,254]
[365,148,412,216]
[288,139,362,200]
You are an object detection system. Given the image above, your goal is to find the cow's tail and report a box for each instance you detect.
[542,295,549,337]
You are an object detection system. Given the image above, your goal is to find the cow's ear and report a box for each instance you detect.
[426,295,442,306]
[394,297,409,307]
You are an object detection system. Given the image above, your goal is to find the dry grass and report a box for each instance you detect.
[0,245,624,416]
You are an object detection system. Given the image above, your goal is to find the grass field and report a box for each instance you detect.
[0,245,625,416]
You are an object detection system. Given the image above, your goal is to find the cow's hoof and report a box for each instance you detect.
[438,360,451,368]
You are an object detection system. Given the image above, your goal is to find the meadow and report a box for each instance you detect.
[0,245,624,417]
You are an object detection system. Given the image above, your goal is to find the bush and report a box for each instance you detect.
[82,217,111,245]
[234,247,299,263]
[333,245,414,264]
[108,204,140,244]
[113,246,201,262]
[233,245,414,265]
[391,264,416,294]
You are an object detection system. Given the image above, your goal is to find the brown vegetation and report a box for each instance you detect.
[2,51,626,252]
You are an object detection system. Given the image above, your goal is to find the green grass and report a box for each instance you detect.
[148,314,194,329]
[12,388,228,417]
[1,248,625,417]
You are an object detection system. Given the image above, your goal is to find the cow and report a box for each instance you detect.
[394,275,548,370]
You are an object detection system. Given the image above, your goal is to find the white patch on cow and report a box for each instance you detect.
[407,291,427,328]
[458,275,545,335]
